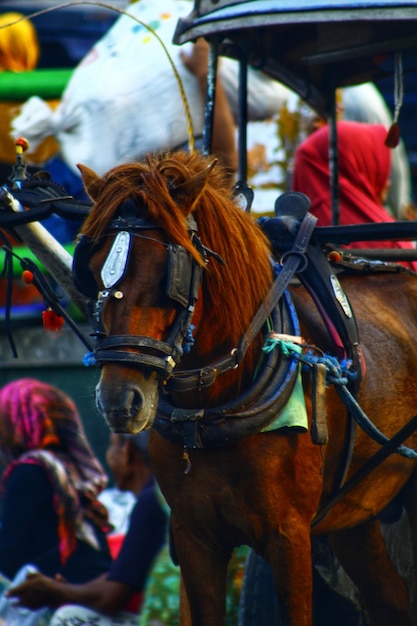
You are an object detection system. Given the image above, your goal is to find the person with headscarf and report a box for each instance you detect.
[7,431,247,626]
[341,83,413,220]
[291,120,417,272]
[6,431,168,626]
[0,378,112,583]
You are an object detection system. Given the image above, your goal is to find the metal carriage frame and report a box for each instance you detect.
[176,0,417,230]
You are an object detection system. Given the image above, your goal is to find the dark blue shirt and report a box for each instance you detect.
[107,479,168,590]
[0,464,111,583]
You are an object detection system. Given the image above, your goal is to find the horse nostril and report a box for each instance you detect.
[95,389,104,415]
[128,387,144,419]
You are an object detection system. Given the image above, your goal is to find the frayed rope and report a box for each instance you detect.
[263,336,357,386]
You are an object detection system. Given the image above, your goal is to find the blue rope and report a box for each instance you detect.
[182,324,195,353]
[83,352,97,367]
[265,339,417,460]
[301,350,357,384]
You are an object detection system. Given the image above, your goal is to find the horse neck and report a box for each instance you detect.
[173,291,265,408]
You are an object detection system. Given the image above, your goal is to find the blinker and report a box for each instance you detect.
[167,245,195,308]
[72,235,102,299]
[73,231,199,307]
[101,231,131,289]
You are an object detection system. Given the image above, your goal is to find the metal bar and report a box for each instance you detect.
[202,40,219,156]
[237,43,248,183]
[328,73,339,226]
[315,220,417,243]
[332,248,417,261]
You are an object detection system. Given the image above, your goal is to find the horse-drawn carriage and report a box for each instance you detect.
[3,1,417,625]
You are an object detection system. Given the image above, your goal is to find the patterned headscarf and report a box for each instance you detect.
[0,378,108,563]
[0,13,39,72]
[291,121,417,272]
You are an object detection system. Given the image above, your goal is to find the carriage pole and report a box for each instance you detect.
[237,42,248,183]
[4,191,88,317]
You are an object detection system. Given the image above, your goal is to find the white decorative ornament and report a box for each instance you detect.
[101,231,131,289]
[330,275,352,318]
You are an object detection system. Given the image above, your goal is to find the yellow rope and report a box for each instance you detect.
[0,1,195,153]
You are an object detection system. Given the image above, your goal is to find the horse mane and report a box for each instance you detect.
[80,151,274,343]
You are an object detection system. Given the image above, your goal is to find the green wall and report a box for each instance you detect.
[0,322,112,481]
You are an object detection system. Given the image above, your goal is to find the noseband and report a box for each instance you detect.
[73,203,205,378]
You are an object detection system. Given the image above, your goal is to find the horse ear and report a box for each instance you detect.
[171,158,217,210]
[77,163,105,201]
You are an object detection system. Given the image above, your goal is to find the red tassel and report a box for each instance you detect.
[385,122,400,148]
[42,308,64,332]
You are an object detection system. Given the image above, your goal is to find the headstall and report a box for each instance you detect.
[73,201,205,378]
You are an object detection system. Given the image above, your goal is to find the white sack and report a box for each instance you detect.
[12,0,286,175]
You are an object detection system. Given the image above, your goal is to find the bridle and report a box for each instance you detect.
[73,200,207,379]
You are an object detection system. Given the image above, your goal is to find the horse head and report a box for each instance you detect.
[74,152,273,434]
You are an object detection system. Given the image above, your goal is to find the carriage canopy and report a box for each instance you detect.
[174,0,417,115]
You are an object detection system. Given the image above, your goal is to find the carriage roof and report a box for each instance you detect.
[174,0,417,116]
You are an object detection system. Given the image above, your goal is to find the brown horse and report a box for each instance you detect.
[74,151,417,626]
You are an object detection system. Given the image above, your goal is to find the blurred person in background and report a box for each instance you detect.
[291,120,417,272]
[8,430,247,626]
[8,431,168,626]
[0,378,111,583]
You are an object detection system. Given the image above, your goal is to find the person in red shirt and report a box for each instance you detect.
[291,120,417,272]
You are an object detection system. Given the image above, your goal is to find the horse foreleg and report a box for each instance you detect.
[266,520,314,626]
[330,518,412,626]
[179,577,192,626]
[172,514,230,626]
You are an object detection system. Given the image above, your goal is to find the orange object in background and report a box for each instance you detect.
[0,13,59,171]
[0,276,43,307]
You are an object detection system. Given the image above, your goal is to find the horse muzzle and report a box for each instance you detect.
[95,370,159,433]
